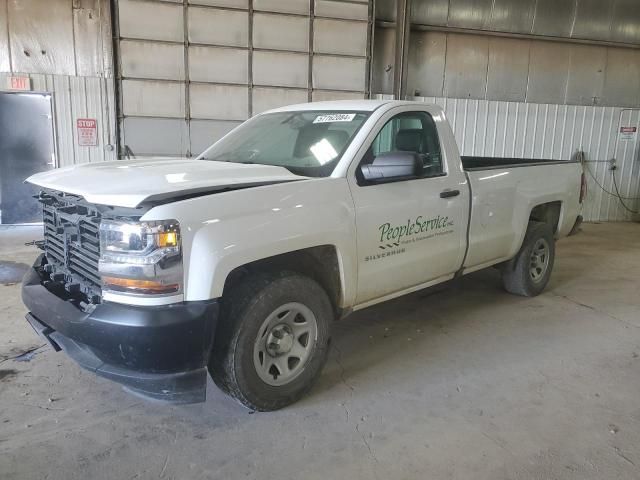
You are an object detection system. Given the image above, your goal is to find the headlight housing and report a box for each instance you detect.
[98,219,183,297]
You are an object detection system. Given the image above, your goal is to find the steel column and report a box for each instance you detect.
[393,0,410,99]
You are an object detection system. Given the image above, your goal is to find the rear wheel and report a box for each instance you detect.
[209,271,333,411]
[501,221,555,297]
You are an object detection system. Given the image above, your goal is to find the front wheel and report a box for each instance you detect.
[501,221,555,297]
[209,271,333,411]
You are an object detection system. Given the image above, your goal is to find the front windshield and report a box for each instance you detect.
[197,111,370,177]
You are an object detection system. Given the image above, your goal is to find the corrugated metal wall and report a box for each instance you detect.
[0,0,116,167]
[373,0,640,221]
[114,0,372,157]
[377,94,640,222]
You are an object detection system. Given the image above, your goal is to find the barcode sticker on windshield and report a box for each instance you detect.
[313,113,356,124]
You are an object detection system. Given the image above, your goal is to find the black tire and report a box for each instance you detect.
[209,271,333,411]
[501,221,555,297]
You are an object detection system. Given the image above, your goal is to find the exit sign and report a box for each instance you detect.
[7,76,31,91]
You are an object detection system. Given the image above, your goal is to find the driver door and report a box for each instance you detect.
[348,108,467,305]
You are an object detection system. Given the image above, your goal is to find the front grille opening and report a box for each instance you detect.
[40,191,103,305]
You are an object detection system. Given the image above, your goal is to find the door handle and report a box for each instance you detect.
[440,189,460,199]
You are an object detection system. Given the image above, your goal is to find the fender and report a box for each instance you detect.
[142,177,358,306]
[463,162,581,272]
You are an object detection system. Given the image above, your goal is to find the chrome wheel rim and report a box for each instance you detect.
[529,238,550,283]
[253,302,318,386]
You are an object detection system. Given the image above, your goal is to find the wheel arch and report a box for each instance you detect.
[529,201,562,234]
[501,201,562,271]
[221,245,346,319]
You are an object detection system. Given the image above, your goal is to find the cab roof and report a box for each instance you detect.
[263,99,425,114]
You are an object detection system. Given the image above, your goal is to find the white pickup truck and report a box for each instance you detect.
[22,100,584,410]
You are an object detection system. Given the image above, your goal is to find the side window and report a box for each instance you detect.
[364,111,443,179]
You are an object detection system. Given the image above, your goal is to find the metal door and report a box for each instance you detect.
[0,92,56,224]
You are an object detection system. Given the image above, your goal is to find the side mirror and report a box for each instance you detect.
[359,151,421,183]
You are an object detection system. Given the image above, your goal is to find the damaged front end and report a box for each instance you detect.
[21,190,219,404]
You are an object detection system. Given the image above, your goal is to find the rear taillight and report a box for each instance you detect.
[579,172,587,203]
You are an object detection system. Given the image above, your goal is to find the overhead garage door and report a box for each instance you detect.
[114,0,372,157]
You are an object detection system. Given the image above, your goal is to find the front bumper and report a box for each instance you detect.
[22,255,219,404]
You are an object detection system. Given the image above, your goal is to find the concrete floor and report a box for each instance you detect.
[1,222,639,480]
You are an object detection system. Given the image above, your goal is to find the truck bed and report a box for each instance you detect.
[461,156,577,171]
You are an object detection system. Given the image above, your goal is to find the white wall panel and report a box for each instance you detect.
[313,55,366,91]
[122,117,188,156]
[315,1,368,20]
[47,75,76,167]
[448,0,493,30]
[314,19,368,56]
[565,44,607,106]
[190,120,242,154]
[531,0,576,37]
[372,26,395,95]
[486,37,529,102]
[312,90,366,101]
[188,7,248,46]
[573,0,614,42]
[121,79,186,117]
[489,0,536,33]
[189,46,248,84]
[252,87,308,114]
[63,75,113,165]
[66,76,107,165]
[120,40,185,80]
[189,0,248,7]
[115,0,370,156]
[396,94,640,222]
[253,14,309,52]
[190,84,248,120]
[253,51,308,88]
[407,31,446,97]
[119,0,184,42]
[443,34,489,99]
[8,0,76,75]
[254,0,309,14]
[0,0,8,72]
[411,0,449,25]
[611,0,640,44]
[73,0,111,78]
[526,42,571,104]
[1,0,112,77]
[610,108,640,221]
[602,49,640,108]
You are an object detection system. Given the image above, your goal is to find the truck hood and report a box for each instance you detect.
[26,158,307,208]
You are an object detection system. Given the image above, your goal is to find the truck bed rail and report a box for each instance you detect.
[461,156,578,171]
